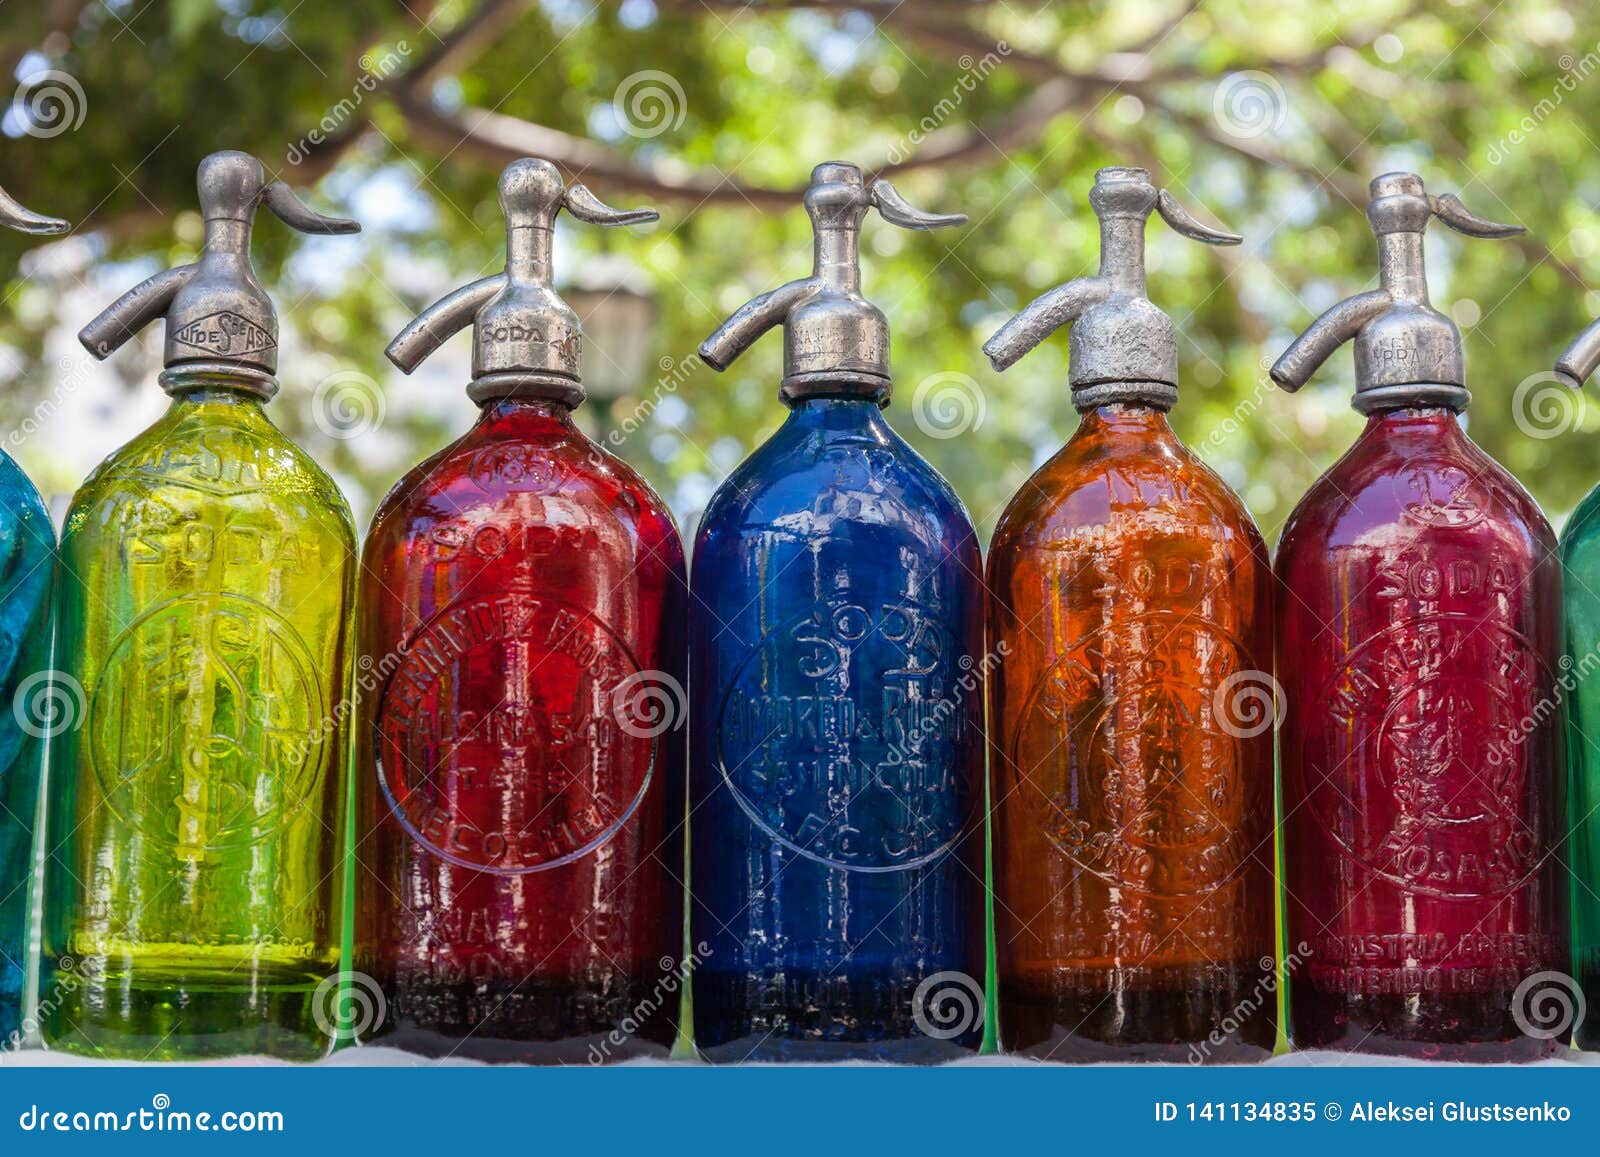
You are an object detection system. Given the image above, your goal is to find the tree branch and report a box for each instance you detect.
[285,0,530,182]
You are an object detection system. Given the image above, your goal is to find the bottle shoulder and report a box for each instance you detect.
[991,433,1264,561]
[1276,425,1553,571]
[65,408,355,547]
[1561,480,1600,563]
[367,420,682,566]
[0,451,52,524]
[696,413,975,552]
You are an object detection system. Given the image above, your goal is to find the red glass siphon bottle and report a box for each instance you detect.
[984,168,1276,1061]
[1272,172,1568,1059]
[356,159,686,1063]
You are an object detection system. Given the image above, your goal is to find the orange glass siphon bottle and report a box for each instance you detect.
[985,168,1276,1061]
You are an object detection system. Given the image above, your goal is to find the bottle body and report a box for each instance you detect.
[1277,408,1567,1060]
[689,396,985,1062]
[988,405,1275,1061]
[0,452,54,1043]
[355,399,686,1063]
[42,380,356,1060]
[1560,483,1600,1050]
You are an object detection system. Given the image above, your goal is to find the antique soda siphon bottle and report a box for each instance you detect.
[1273,173,1567,1059]
[42,152,361,1059]
[690,163,985,1061]
[359,158,685,1063]
[0,183,67,1045]
[983,167,1276,1061]
[1551,316,1600,1052]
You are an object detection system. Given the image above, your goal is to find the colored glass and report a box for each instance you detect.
[0,452,54,1045]
[1277,407,1567,1059]
[988,404,1275,1060]
[354,398,686,1063]
[1560,476,1600,1050]
[42,374,356,1060]
[689,395,985,1062]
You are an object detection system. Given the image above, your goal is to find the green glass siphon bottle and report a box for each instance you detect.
[1554,319,1600,1052]
[41,152,361,1060]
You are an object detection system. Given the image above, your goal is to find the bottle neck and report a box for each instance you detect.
[1072,401,1178,442]
[1359,404,1462,438]
[782,380,889,410]
[473,395,580,433]
[162,369,273,411]
[784,393,889,429]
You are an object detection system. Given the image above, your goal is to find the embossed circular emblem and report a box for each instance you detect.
[714,596,973,873]
[1014,611,1255,897]
[88,593,325,850]
[376,594,652,873]
[1394,460,1488,529]
[1305,615,1542,898]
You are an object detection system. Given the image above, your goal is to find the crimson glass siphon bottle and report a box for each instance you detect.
[356,158,686,1063]
[1273,173,1568,1060]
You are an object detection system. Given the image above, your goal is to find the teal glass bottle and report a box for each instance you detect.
[40,153,361,1060]
[0,181,68,1045]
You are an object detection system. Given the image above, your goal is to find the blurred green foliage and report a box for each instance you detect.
[1,0,1599,540]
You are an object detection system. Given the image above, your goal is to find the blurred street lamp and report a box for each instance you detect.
[564,255,658,451]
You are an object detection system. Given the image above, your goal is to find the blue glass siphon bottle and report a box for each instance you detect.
[0,182,68,1045]
[690,163,986,1062]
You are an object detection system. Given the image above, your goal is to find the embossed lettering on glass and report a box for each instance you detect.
[983,167,1277,1061]
[690,162,985,1062]
[1273,172,1568,1059]
[42,152,360,1060]
[359,158,685,1063]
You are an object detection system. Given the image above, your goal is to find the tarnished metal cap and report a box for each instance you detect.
[1271,171,1523,413]
[78,151,359,397]
[983,167,1240,411]
[386,158,657,406]
[700,162,965,404]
